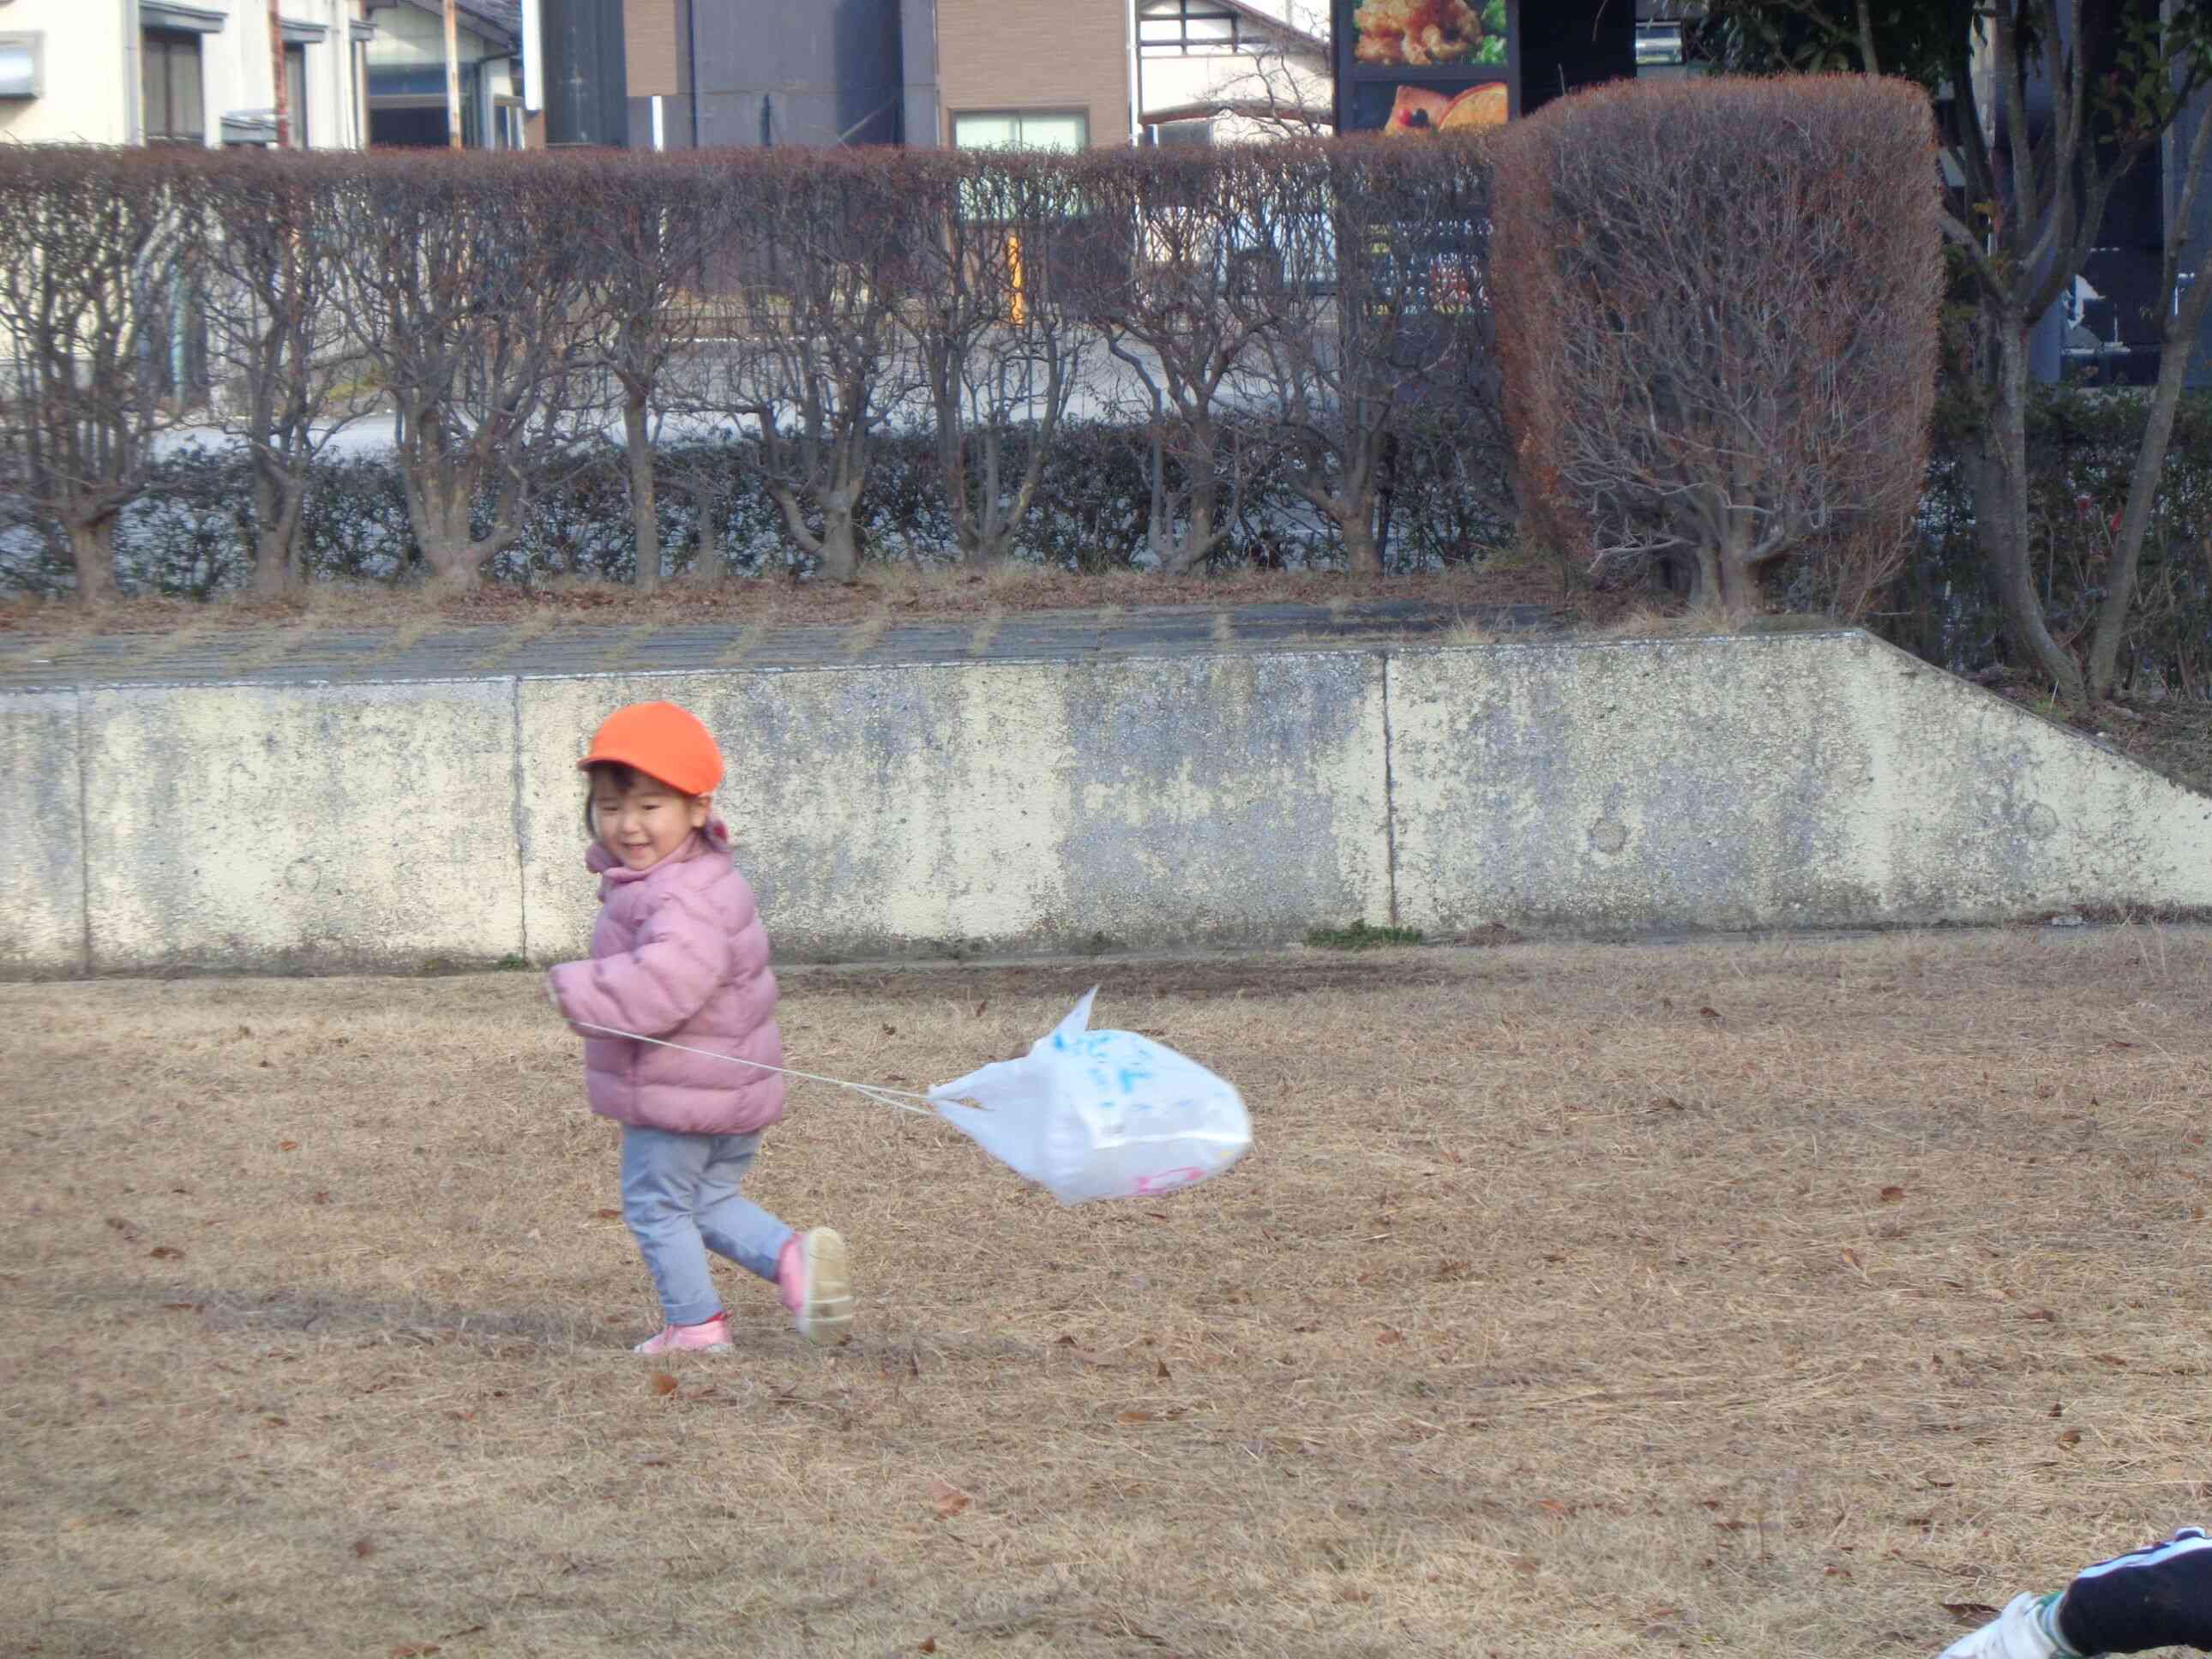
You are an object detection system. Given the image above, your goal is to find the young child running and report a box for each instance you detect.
[545,700,853,1355]
[1939,1527,2212,1659]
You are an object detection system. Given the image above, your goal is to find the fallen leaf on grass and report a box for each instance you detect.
[650,1373,679,1397]
[1943,1604,2000,1623]
[918,1639,937,1655]
[310,1192,332,1205]
[1117,1410,1156,1424]
[161,1301,203,1313]
[1155,1359,1171,1380]
[1376,1328,1404,1346]
[2057,1428,2083,1447]
[926,1480,970,1520]
[149,1247,184,1260]
[2091,1353,2129,1367]
[1879,1186,1906,1203]
[352,1539,376,1558]
[390,1646,442,1658]
[278,1141,298,1151]
[594,1209,621,1220]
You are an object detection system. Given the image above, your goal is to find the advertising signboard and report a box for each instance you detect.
[1331,0,1517,135]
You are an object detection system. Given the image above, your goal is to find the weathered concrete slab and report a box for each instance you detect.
[1388,631,2212,935]
[0,691,86,975]
[517,653,1393,962]
[5,628,2207,977]
[0,600,1551,692]
[79,679,526,973]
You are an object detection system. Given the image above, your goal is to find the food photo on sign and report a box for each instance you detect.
[1337,0,1512,135]
[1353,0,1506,67]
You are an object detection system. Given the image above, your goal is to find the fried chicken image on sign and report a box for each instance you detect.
[1355,0,1483,66]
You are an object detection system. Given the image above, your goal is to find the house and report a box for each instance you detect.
[361,0,524,147]
[0,0,376,147]
[1134,0,1334,144]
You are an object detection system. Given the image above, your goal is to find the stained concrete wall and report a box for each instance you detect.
[3,631,2208,977]
[1389,632,2212,935]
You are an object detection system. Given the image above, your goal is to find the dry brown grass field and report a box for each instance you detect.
[4,933,2209,1659]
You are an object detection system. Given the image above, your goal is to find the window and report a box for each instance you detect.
[283,44,308,146]
[1149,117,1215,148]
[1139,1,1257,57]
[141,28,205,144]
[0,33,43,99]
[496,102,523,150]
[953,110,1088,151]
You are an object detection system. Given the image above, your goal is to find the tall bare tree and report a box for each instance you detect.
[1698,0,2212,700]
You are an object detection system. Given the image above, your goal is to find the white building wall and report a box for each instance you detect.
[0,0,368,147]
[0,0,132,143]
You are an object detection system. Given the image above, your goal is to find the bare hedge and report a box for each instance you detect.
[0,110,1945,612]
[1491,75,1943,616]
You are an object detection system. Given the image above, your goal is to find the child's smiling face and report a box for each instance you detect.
[590,770,710,872]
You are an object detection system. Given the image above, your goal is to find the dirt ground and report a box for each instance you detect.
[4,933,2209,1659]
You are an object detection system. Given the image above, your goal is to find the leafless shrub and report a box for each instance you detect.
[329,153,601,587]
[1237,137,1500,574]
[1069,147,1288,574]
[194,153,374,599]
[685,151,923,585]
[0,147,199,604]
[567,153,737,592]
[899,150,1092,568]
[1492,75,1942,617]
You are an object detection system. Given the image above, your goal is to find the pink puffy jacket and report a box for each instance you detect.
[546,821,785,1135]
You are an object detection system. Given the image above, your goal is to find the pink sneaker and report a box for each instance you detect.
[631,1313,733,1355]
[777,1228,854,1346]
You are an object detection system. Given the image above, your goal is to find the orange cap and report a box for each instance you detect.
[577,701,723,797]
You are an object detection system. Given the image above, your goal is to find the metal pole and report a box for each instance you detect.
[444,0,464,147]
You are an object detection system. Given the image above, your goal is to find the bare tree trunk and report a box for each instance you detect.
[688,483,724,581]
[1337,511,1378,578]
[250,463,305,598]
[816,490,862,584]
[66,516,117,605]
[1975,322,2085,706]
[2085,344,2192,700]
[622,396,660,592]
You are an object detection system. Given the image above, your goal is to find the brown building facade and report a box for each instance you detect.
[932,0,1130,148]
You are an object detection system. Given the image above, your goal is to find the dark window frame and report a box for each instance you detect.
[141,27,206,145]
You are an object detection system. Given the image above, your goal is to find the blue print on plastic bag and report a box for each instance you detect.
[929,986,1253,1205]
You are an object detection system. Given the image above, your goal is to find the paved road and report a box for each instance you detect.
[0,599,1558,692]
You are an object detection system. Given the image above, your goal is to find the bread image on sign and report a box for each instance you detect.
[1384,81,1507,135]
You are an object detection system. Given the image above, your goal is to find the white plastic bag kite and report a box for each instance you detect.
[929,989,1252,1205]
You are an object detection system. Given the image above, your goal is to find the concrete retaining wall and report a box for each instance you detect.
[3,630,2207,975]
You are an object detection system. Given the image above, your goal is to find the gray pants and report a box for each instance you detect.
[619,1125,794,1327]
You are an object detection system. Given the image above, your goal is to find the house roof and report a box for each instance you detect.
[1145,0,1330,56]
[384,0,520,49]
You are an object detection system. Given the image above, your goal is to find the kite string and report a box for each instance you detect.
[570,1019,949,1118]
